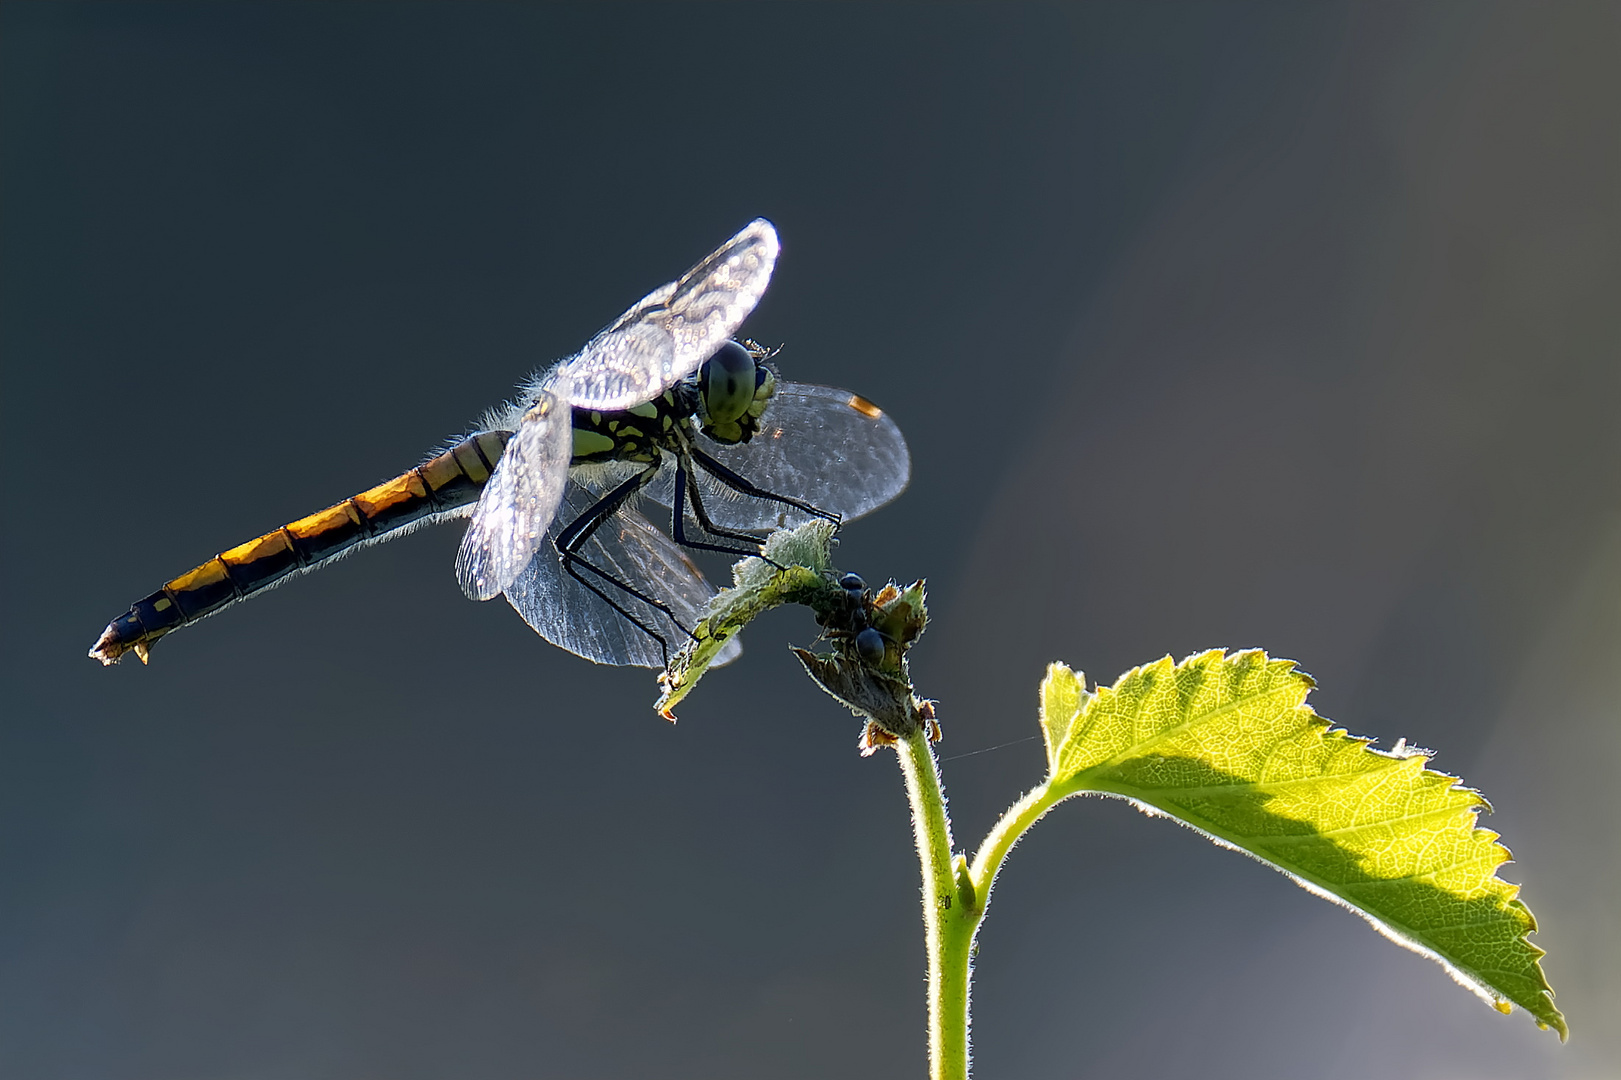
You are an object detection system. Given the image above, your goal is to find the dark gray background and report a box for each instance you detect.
[3,3,1617,1078]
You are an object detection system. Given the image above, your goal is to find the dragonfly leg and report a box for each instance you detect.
[687,445,842,527]
[671,458,776,561]
[566,565,673,668]
[555,467,695,664]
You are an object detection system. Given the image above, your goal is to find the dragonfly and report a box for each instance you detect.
[89,220,911,670]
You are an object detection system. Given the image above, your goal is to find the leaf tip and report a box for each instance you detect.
[1522,988,1569,1041]
[1039,662,1092,775]
[1041,660,1081,690]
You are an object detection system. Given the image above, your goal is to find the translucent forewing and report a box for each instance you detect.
[456,383,574,601]
[561,220,779,411]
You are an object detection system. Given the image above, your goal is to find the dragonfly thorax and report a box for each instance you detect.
[569,383,700,465]
[569,341,781,465]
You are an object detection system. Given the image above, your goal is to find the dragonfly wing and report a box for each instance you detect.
[648,383,911,532]
[503,479,743,668]
[456,385,573,601]
[561,220,779,411]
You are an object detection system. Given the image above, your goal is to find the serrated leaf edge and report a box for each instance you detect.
[1037,649,1565,1038]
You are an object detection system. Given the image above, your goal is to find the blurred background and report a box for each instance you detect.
[3,3,1617,1077]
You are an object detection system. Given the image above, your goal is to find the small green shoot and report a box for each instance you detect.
[656,520,840,718]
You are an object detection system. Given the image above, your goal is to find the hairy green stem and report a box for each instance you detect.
[896,727,978,1080]
[896,733,1069,1080]
[969,781,1063,905]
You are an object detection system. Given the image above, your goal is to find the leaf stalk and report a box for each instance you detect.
[968,781,1062,909]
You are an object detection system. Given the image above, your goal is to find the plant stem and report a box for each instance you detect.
[968,781,1062,906]
[896,726,977,1080]
[895,731,1068,1080]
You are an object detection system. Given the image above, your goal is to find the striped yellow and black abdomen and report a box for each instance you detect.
[89,430,512,666]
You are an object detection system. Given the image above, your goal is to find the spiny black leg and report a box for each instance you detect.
[553,468,694,661]
[677,463,773,547]
[671,459,772,560]
[560,557,673,668]
[556,468,690,625]
[554,469,652,553]
[688,445,841,526]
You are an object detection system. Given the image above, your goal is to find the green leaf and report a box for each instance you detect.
[1038,650,1565,1038]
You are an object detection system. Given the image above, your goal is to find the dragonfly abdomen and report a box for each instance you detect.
[89,430,512,665]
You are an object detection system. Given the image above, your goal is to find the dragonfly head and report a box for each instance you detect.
[698,340,777,445]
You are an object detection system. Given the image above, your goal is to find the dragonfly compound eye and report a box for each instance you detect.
[699,341,758,425]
